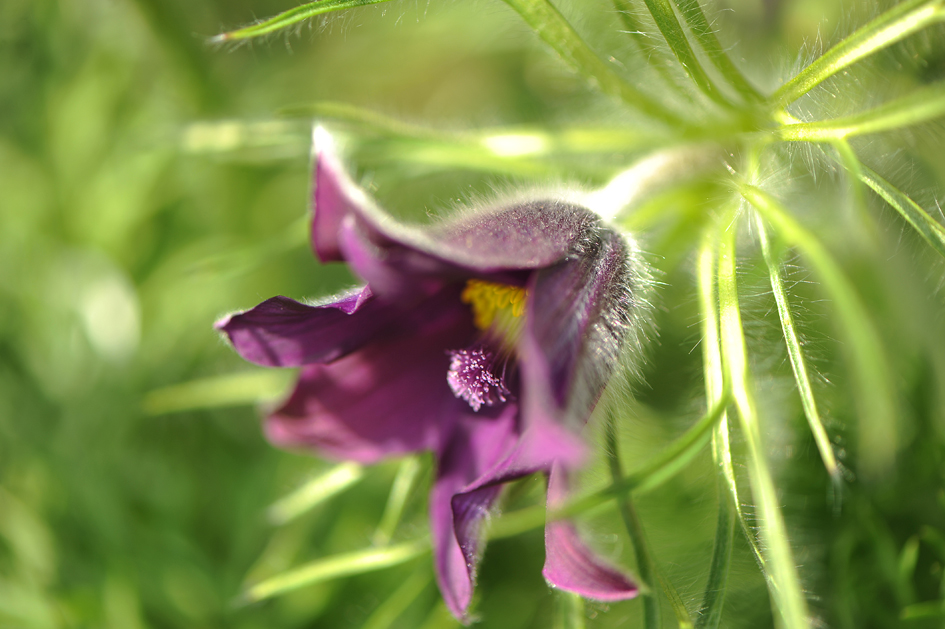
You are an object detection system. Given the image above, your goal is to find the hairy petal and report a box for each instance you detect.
[543,466,639,600]
[521,228,636,430]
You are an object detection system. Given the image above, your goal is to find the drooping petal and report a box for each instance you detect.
[542,465,638,601]
[215,286,388,367]
[430,406,519,620]
[264,286,476,463]
[312,132,606,294]
[520,227,639,432]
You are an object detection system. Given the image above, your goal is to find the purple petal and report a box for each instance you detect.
[264,288,476,463]
[312,133,606,287]
[542,465,639,601]
[430,407,519,620]
[520,228,637,431]
[215,287,392,367]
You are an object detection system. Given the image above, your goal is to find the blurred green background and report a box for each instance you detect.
[2,0,945,627]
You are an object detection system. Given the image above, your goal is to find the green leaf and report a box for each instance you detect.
[500,0,684,126]
[771,0,945,107]
[754,214,840,479]
[779,81,945,141]
[242,540,429,602]
[212,0,394,43]
[267,462,366,526]
[741,185,898,477]
[716,213,812,629]
[860,167,945,260]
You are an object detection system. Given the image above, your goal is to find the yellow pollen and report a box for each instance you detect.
[461,279,527,332]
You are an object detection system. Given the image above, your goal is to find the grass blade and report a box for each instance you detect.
[361,567,432,629]
[742,185,898,477]
[717,215,811,628]
[771,0,945,107]
[243,540,429,602]
[373,456,422,546]
[268,462,365,526]
[213,0,393,43]
[753,214,840,479]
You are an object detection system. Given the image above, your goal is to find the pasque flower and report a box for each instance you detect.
[217,129,651,620]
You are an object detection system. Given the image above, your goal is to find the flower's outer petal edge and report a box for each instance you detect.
[264,286,476,463]
[214,286,393,367]
[542,465,639,601]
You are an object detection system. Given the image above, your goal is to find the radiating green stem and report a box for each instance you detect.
[779,81,945,140]
[612,0,694,101]
[771,0,945,107]
[212,0,393,42]
[490,395,730,540]
[754,214,840,479]
[741,185,897,477]
[640,0,732,108]
[673,0,762,102]
[860,167,945,260]
[606,417,660,629]
[718,216,811,628]
[500,0,684,126]
[695,228,736,629]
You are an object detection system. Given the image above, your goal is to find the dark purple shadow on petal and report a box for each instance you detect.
[215,287,392,367]
[520,228,634,428]
[264,287,476,463]
[542,465,639,601]
[431,406,519,621]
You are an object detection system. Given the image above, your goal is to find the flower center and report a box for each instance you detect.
[447,346,510,412]
[461,279,527,339]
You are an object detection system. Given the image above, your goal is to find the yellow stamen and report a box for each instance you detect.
[461,279,528,333]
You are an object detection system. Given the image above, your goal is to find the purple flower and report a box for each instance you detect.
[217,130,649,620]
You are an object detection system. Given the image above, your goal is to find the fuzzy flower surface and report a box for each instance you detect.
[217,130,650,620]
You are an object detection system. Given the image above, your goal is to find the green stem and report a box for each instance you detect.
[606,417,660,629]
[754,214,840,479]
[640,0,732,108]
[490,394,730,540]
[771,0,945,107]
[695,228,736,629]
[717,214,811,628]
[860,167,945,260]
[500,0,684,126]
[673,0,762,102]
[212,0,393,42]
[741,185,897,477]
[779,81,945,140]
